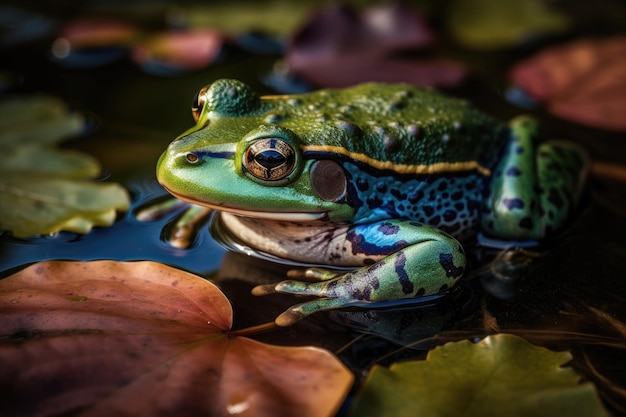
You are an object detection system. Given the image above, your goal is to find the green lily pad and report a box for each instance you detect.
[447,0,570,49]
[0,95,129,237]
[351,334,608,417]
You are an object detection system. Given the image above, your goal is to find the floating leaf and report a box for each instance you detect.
[0,96,129,237]
[351,334,608,417]
[447,0,570,49]
[131,29,224,75]
[509,36,626,131]
[0,261,353,417]
[285,4,465,89]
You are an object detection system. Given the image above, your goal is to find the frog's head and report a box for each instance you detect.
[157,79,354,222]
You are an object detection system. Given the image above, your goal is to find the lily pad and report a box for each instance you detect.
[351,334,607,417]
[0,260,353,417]
[285,4,465,89]
[447,0,570,49]
[509,36,626,131]
[0,95,129,237]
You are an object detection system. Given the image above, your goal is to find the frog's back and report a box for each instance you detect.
[261,83,508,172]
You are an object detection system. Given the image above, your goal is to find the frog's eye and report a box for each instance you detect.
[191,85,210,122]
[310,160,347,202]
[243,138,298,184]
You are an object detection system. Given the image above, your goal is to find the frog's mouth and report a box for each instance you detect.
[163,187,330,222]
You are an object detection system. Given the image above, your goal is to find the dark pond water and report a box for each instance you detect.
[1,1,625,415]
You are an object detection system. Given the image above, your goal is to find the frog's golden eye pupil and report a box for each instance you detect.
[185,153,199,164]
[191,85,210,122]
[243,138,296,182]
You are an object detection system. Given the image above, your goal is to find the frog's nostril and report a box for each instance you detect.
[185,152,200,164]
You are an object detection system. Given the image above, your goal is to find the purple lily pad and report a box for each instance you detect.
[285,3,466,89]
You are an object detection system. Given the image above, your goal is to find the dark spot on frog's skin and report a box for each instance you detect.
[451,190,463,201]
[443,210,457,222]
[430,215,441,226]
[394,252,414,295]
[438,284,449,293]
[519,217,534,230]
[391,188,405,200]
[423,206,434,217]
[376,183,387,193]
[437,181,448,191]
[454,202,464,211]
[367,196,383,209]
[378,223,400,235]
[347,230,409,256]
[439,253,464,279]
[515,146,525,154]
[506,166,522,176]
[502,198,524,210]
[356,177,369,192]
[416,287,425,297]
[387,97,406,111]
[408,190,424,204]
[336,120,363,136]
[409,221,424,228]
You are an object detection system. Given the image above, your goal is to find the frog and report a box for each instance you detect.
[156,78,587,326]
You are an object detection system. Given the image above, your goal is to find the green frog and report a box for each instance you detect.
[156,79,586,326]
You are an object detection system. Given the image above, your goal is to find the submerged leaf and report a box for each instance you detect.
[0,95,129,237]
[351,334,607,417]
[509,36,626,131]
[0,261,353,417]
[447,0,570,49]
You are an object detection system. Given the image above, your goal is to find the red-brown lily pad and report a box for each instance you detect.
[131,29,224,74]
[510,36,626,131]
[0,261,353,417]
[286,3,465,88]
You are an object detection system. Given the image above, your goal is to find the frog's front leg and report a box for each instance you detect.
[253,220,465,326]
[481,116,587,241]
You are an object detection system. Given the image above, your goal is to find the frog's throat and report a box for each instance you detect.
[217,212,365,267]
[164,188,329,222]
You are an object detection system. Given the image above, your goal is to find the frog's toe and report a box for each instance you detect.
[252,278,335,298]
[286,267,341,281]
[251,283,279,296]
[275,297,355,326]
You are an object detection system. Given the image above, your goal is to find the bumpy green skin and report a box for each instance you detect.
[157,79,587,325]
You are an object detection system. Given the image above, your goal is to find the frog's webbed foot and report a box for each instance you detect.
[136,198,212,248]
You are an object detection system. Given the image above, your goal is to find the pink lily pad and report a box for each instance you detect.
[510,36,626,131]
[131,29,223,73]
